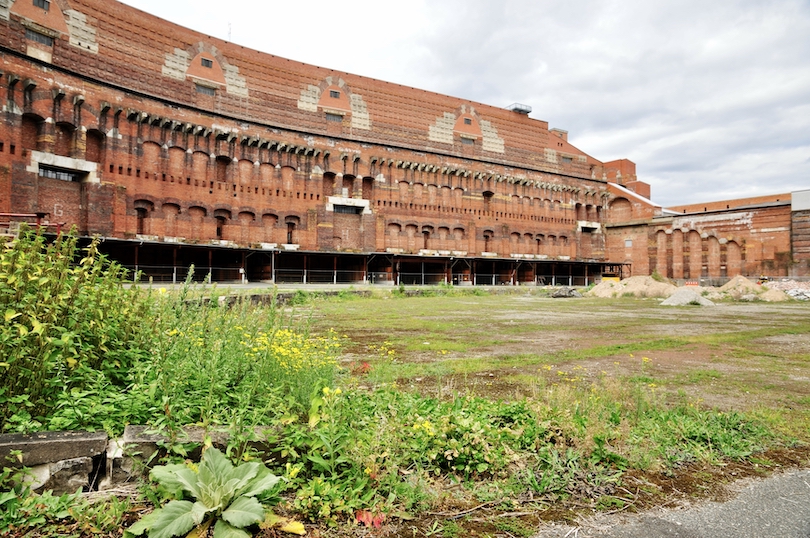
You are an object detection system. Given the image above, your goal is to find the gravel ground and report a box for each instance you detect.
[533,469,810,537]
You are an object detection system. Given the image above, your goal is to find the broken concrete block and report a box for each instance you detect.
[25,457,94,494]
[0,431,107,468]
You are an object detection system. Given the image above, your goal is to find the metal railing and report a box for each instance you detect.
[122,265,600,287]
[122,265,240,283]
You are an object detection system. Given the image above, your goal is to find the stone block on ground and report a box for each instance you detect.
[26,457,94,494]
[0,430,107,468]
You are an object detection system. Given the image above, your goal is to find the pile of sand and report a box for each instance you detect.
[759,288,791,302]
[718,275,761,298]
[661,288,715,306]
[588,276,678,298]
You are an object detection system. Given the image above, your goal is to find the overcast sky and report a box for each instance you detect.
[119,0,810,206]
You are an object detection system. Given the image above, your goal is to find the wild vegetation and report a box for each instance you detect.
[1,228,809,537]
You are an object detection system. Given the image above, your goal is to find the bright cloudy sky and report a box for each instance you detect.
[120,0,810,206]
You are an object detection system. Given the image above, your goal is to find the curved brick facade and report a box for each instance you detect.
[0,0,804,282]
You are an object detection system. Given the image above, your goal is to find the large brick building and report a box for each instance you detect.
[1,0,807,284]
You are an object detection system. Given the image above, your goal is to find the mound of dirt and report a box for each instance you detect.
[719,275,760,298]
[661,288,715,306]
[589,276,678,298]
[759,288,790,302]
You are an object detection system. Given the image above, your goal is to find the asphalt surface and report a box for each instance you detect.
[534,469,810,538]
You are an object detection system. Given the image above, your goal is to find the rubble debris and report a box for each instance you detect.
[661,288,715,306]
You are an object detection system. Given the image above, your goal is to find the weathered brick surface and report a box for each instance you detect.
[0,0,801,278]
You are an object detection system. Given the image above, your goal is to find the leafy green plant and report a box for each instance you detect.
[0,227,151,427]
[126,447,280,538]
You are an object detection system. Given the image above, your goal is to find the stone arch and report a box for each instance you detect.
[284,215,301,244]
[608,198,632,223]
[133,199,154,235]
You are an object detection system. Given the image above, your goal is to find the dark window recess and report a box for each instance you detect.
[562,156,573,164]
[460,137,474,145]
[329,90,340,98]
[39,165,84,182]
[325,112,343,122]
[25,28,53,46]
[33,0,50,10]
[195,84,215,96]
[464,118,472,125]
[334,204,363,214]
[201,58,213,68]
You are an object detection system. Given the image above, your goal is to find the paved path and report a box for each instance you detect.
[534,469,810,537]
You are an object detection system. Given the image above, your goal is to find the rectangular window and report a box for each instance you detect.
[329,90,340,98]
[39,165,83,182]
[33,0,50,10]
[195,84,215,96]
[562,156,573,164]
[460,137,474,145]
[201,58,213,68]
[334,205,363,214]
[325,112,343,122]
[625,239,633,248]
[464,118,472,125]
[25,28,53,46]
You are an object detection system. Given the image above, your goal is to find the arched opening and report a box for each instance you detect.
[213,209,231,240]
[285,216,300,244]
[21,113,43,152]
[85,129,105,163]
[136,208,147,235]
[55,121,75,157]
[482,191,494,214]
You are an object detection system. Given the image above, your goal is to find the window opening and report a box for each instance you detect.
[329,90,340,98]
[196,84,215,96]
[25,28,53,46]
[325,112,343,122]
[201,58,213,68]
[286,222,296,244]
[136,208,147,235]
[39,165,84,182]
[460,137,474,145]
[464,118,472,125]
[215,216,226,239]
[334,205,362,214]
[33,0,50,10]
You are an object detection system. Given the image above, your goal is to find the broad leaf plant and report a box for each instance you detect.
[126,447,284,538]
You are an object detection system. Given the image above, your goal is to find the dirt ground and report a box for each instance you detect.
[306,289,810,537]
